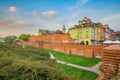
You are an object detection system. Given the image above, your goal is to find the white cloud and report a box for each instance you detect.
[0,18,33,27]
[42,11,57,18]
[17,20,24,25]
[0,18,35,37]
[80,0,89,4]
[102,13,120,31]
[32,12,41,19]
[9,6,17,12]
[68,0,89,10]
[17,20,32,26]
[32,11,57,19]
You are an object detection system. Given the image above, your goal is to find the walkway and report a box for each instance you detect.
[50,53,102,75]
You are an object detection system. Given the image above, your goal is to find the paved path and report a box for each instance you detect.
[50,53,55,59]
[50,53,102,75]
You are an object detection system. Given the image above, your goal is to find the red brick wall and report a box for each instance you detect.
[17,41,107,58]
[103,45,120,80]
[43,43,107,57]
[28,33,74,43]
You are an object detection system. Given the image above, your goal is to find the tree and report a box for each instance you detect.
[19,34,30,41]
[4,35,17,43]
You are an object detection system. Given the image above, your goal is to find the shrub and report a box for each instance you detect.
[4,35,16,43]
[19,34,30,41]
[0,43,70,80]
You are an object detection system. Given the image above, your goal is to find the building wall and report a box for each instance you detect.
[105,30,110,40]
[43,43,106,57]
[116,31,120,41]
[79,27,94,45]
[18,41,107,58]
[68,27,94,45]
[28,33,74,44]
[111,31,117,41]
[97,26,105,41]
[68,28,78,40]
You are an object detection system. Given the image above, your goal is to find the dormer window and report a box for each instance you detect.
[86,34,88,38]
[80,34,82,38]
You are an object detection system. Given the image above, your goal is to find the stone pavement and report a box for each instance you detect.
[50,53,102,75]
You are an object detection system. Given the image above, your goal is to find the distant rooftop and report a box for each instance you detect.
[38,29,54,34]
[53,30,64,34]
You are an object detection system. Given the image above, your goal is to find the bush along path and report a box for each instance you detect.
[50,53,102,75]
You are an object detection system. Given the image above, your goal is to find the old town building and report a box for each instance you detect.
[104,24,111,40]
[109,29,117,41]
[68,17,106,45]
[116,31,120,40]
[97,22,106,44]
[68,17,94,45]
[38,29,54,36]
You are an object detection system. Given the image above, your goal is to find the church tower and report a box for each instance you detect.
[62,25,66,33]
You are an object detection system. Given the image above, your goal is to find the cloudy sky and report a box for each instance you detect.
[0,0,120,37]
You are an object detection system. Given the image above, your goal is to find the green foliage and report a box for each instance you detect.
[4,35,16,43]
[43,49,101,67]
[0,43,69,80]
[19,34,30,41]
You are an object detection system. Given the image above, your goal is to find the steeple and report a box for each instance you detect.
[62,25,66,33]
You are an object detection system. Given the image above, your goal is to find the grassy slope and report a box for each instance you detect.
[0,43,99,80]
[0,43,69,80]
[43,49,101,67]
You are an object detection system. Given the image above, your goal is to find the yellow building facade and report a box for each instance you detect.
[68,17,106,45]
[68,26,94,45]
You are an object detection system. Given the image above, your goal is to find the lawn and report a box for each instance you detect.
[0,43,99,80]
[43,49,102,67]
[58,64,98,80]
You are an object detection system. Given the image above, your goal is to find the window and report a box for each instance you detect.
[80,30,82,33]
[86,34,88,38]
[80,34,82,38]
[86,28,88,32]
[91,29,94,33]
[91,34,94,39]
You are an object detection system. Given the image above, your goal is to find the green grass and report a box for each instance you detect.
[43,48,102,67]
[0,43,99,80]
[58,64,98,80]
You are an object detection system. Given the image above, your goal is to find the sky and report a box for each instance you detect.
[0,0,120,37]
